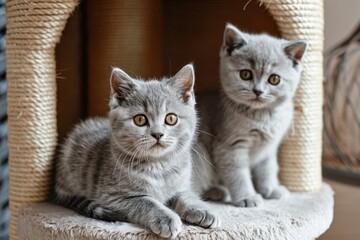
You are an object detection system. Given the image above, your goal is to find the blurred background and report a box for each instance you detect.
[321,0,360,239]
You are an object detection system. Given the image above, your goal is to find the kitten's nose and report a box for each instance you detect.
[253,89,263,97]
[151,133,164,141]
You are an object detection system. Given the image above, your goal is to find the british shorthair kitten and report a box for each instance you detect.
[195,24,307,207]
[54,64,220,238]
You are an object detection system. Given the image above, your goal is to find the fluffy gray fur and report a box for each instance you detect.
[54,64,220,239]
[194,24,307,208]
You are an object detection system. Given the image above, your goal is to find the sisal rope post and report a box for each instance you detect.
[6,1,78,239]
[261,0,324,192]
[87,0,163,116]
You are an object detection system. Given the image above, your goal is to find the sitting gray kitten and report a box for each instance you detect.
[195,24,307,208]
[54,64,220,238]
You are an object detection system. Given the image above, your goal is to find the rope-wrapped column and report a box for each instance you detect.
[262,0,324,192]
[87,0,163,116]
[6,1,79,239]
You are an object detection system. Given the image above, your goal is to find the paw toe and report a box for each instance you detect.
[234,194,263,208]
[150,214,182,238]
[184,209,221,228]
[207,213,221,228]
[269,186,289,199]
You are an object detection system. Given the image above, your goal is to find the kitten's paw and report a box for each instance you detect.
[260,185,289,200]
[149,213,182,239]
[268,186,290,200]
[203,186,230,202]
[183,209,221,228]
[234,194,263,208]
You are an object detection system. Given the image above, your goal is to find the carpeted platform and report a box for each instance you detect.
[18,184,334,240]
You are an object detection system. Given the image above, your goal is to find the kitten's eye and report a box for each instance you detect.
[268,74,281,85]
[239,70,253,80]
[133,114,147,126]
[165,113,178,126]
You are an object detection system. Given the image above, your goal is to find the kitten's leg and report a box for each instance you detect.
[220,166,263,207]
[58,195,182,238]
[203,185,231,202]
[214,147,263,207]
[253,154,289,199]
[170,192,221,228]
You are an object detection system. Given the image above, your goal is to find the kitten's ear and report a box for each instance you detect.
[283,40,307,64]
[110,67,138,101]
[223,23,248,55]
[168,64,195,103]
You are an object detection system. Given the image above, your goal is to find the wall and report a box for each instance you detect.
[321,1,360,240]
[324,0,360,50]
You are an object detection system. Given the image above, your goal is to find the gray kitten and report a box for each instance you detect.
[54,64,220,238]
[195,24,307,207]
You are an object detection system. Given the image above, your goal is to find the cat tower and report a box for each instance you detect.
[7,0,333,239]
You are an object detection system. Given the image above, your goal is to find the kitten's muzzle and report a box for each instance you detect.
[253,89,263,97]
[151,133,164,141]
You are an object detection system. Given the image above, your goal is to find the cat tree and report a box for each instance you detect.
[7,0,333,239]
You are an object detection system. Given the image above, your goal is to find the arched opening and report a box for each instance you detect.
[56,0,279,139]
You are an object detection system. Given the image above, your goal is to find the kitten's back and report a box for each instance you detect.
[55,118,110,197]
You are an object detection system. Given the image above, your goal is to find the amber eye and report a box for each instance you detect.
[133,114,147,126]
[268,74,281,85]
[239,70,253,80]
[165,113,178,126]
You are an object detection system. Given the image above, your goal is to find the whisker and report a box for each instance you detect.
[190,144,213,180]
[112,144,137,179]
[127,144,142,184]
[196,130,215,138]
[192,143,215,168]
[186,144,203,181]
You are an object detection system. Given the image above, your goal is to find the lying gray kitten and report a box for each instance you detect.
[54,64,220,238]
[195,24,307,208]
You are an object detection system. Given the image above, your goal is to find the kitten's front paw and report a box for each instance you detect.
[234,193,263,208]
[260,185,289,200]
[183,209,221,228]
[149,212,182,239]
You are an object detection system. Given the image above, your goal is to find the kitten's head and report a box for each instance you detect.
[109,64,197,159]
[220,24,307,109]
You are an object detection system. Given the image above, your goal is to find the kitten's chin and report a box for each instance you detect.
[228,95,269,109]
[145,140,189,159]
[248,96,290,109]
[247,99,270,109]
[146,145,170,157]
[145,142,178,158]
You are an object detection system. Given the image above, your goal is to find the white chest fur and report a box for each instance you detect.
[130,154,192,203]
[219,101,293,164]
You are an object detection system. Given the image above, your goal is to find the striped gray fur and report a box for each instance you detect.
[194,24,307,208]
[54,64,220,239]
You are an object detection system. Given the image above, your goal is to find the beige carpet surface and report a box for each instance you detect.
[18,184,334,240]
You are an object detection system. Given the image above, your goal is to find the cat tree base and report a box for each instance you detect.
[18,184,333,240]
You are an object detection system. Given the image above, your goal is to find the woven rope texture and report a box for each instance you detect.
[6,1,78,239]
[87,0,163,116]
[262,0,324,192]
